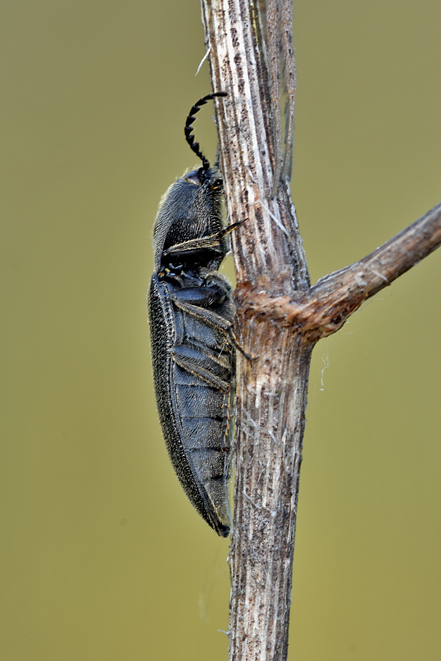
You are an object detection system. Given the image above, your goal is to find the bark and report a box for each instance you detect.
[200,1,441,659]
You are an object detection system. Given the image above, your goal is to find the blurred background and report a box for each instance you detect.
[1,1,440,659]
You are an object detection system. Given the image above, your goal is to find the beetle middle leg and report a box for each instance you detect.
[173,294,251,359]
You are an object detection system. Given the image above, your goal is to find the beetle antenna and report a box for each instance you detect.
[184,92,227,176]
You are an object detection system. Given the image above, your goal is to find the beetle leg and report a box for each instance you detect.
[220,388,234,454]
[172,298,232,331]
[227,328,252,361]
[173,298,252,360]
[162,221,244,258]
[172,344,231,371]
[172,352,231,393]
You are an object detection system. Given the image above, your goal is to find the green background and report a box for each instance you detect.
[1,1,440,659]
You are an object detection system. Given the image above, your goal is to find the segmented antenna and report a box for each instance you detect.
[184,92,227,176]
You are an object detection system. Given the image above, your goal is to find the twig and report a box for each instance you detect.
[236,201,441,342]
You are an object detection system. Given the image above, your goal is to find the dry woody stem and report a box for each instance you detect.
[200,0,441,659]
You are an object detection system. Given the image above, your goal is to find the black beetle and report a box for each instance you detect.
[148,92,238,536]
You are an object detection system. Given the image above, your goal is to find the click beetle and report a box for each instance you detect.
[148,92,237,536]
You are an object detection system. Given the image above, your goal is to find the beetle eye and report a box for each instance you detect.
[183,170,203,186]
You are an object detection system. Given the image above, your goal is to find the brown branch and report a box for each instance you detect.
[200,1,441,660]
[236,200,441,342]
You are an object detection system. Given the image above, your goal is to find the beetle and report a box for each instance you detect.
[148,92,239,536]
